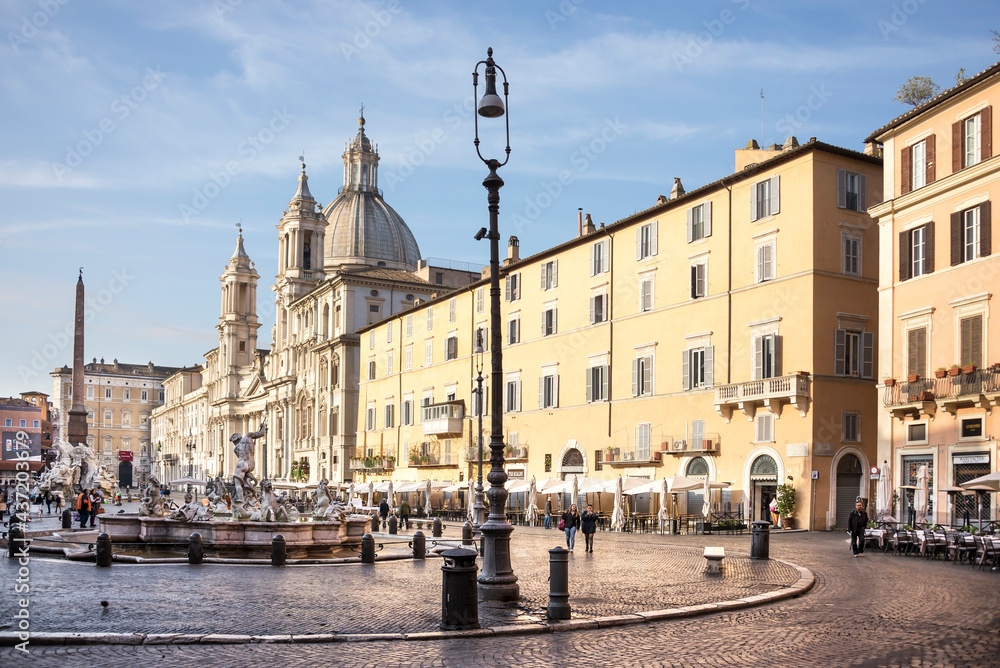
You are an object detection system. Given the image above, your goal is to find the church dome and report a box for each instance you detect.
[323,113,421,271]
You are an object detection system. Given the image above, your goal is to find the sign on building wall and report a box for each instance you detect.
[2,430,41,460]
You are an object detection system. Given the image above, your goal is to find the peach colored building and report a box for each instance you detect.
[869,62,1000,528]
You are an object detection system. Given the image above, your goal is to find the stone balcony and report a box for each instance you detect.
[883,366,1000,420]
[464,445,527,462]
[349,455,395,473]
[661,433,721,456]
[601,447,660,468]
[421,401,464,436]
[713,373,811,423]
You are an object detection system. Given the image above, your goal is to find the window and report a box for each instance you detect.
[505,273,521,302]
[387,322,393,343]
[594,449,603,472]
[18,419,26,428]
[476,287,485,313]
[912,139,927,190]
[952,204,992,265]
[426,308,433,330]
[123,388,131,401]
[541,260,558,290]
[386,350,393,375]
[103,410,112,426]
[834,329,874,379]
[591,240,609,275]
[842,232,861,276]
[122,411,131,427]
[140,412,149,427]
[586,364,609,402]
[105,387,112,399]
[445,335,458,360]
[755,414,774,443]
[87,386,94,399]
[756,242,774,282]
[507,317,520,344]
[542,307,557,336]
[539,372,559,409]
[590,293,607,324]
[682,346,714,390]
[368,360,376,380]
[474,326,488,352]
[425,340,433,365]
[402,400,413,426]
[365,407,376,431]
[906,422,927,444]
[690,262,706,299]
[405,347,412,371]
[902,137,935,194]
[906,327,927,378]
[3,419,9,427]
[369,331,375,350]
[837,170,867,212]
[449,298,456,323]
[843,412,860,443]
[899,223,935,280]
[33,420,39,428]
[636,221,658,260]
[384,404,394,429]
[635,423,652,460]
[687,202,712,241]
[368,303,381,324]
[639,277,654,311]
[960,315,983,367]
[406,314,413,337]
[753,334,780,380]
[954,111,989,170]
[750,175,780,221]
[632,355,653,396]
[505,377,522,412]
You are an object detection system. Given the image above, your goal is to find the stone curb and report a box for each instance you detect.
[0,561,814,647]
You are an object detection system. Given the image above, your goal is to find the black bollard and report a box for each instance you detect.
[432,516,443,538]
[440,548,480,630]
[271,534,286,567]
[462,521,474,546]
[547,546,571,620]
[412,530,426,559]
[372,513,380,534]
[7,524,26,559]
[61,509,72,529]
[95,533,112,567]
[388,515,398,535]
[188,532,204,565]
[361,532,375,563]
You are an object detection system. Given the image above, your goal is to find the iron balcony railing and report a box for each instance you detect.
[882,366,1000,407]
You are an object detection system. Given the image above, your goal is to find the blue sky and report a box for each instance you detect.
[2,0,998,398]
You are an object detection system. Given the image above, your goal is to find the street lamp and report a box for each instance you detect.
[472,330,486,531]
[472,47,518,601]
[185,430,196,491]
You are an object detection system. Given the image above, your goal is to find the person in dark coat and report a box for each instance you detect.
[561,504,580,551]
[398,500,411,530]
[544,497,552,529]
[379,498,390,529]
[580,504,599,552]
[848,500,869,557]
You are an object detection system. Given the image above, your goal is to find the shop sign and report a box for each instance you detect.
[953,453,989,465]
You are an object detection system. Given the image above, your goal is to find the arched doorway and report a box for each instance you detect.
[685,457,709,515]
[750,454,778,522]
[118,461,133,489]
[560,448,585,510]
[835,454,863,528]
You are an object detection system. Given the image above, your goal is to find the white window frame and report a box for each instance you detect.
[384,403,395,429]
[476,287,485,313]
[586,363,609,402]
[105,387,112,399]
[445,334,458,361]
[369,330,375,350]
[682,344,714,390]
[505,375,522,412]
[687,202,712,242]
[958,414,986,442]
[637,221,658,260]
[543,306,557,337]
[690,261,707,299]
[842,230,862,276]
[911,225,926,277]
[406,314,413,337]
[141,390,148,401]
[541,260,559,291]
[753,334,780,380]
[425,339,433,366]
[366,406,376,431]
[635,423,652,460]
[755,241,775,283]
[505,273,521,302]
[906,420,928,445]
[402,399,414,426]
[750,175,780,221]
[639,277,654,312]
[591,239,609,276]
[963,206,981,262]
[426,307,434,331]
[911,140,927,190]
[834,328,875,379]
[405,346,413,371]
[539,370,559,409]
[387,321,393,343]
[837,169,866,212]
[449,298,457,323]
[632,354,654,397]
[507,316,520,345]
[964,114,982,168]
[386,350,393,376]
[590,291,607,324]
[755,413,774,443]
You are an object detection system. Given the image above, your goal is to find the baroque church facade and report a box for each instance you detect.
[150,115,477,485]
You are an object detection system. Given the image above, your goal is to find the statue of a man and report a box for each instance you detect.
[231,423,267,503]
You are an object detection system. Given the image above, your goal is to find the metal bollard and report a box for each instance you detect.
[61,509,72,529]
[547,546,571,620]
[188,532,204,565]
[372,513,380,534]
[440,547,480,630]
[7,524,26,559]
[271,534,286,567]
[412,530,426,559]
[750,521,770,560]
[432,516,443,538]
[361,532,375,564]
[462,521,474,546]
[388,515,398,535]
[95,532,113,567]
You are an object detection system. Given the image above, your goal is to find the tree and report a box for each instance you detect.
[894,76,940,107]
[956,68,970,85]
[992,29,1000,54]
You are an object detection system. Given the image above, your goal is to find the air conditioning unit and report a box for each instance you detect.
[672,440,686,452]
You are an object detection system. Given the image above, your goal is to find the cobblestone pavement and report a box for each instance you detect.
[4,529,999,666]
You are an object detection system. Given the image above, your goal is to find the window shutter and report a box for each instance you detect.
[585,368,593,402]
[953,121,963,173]
[773,335,782,377]
[538,377,545,409]
[515,381,521,411]
[643,356,652,395]
[925,221,935,273]
[704,202,712,237]
[982,106,992,160]
[602,365,609,401]
[505,276,511,302]
[971,315,983,366]
[542,311,547,337]
[650,221,658,256]
[750,182,759,222]
[834,329,847,376]
[704,346,714,387]
[636,227,642,260]
[631,359,639,396]
[901,146,911,195]
[589,296,596,324]
[682,350,691,391]
[899,230,911,281]
[552,259,558,287]
[602,241,609,271]
[553,308,557,334]
[753,336,763,380]
[951,211,963,266]
[858,174,866,211]
[540,264,547,290]
[926,134,936,184]
[769,175,780,215]
[861,332,874,379]
[687,208,694,243]
[591,244,597,276]
[690,266,698,299]
[837,169,846,209]
[698,264,706,297]
[553,375,559,408]
[981,201,992,257]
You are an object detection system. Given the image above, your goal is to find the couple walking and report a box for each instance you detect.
[561,504,598,552]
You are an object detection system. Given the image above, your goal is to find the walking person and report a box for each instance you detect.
[581,504,598,553]
[848,500,869,557]
[769,496,779,527]
[398,499,411,530]
[379,497,390,530]
[76,489,91,529]
[55,493,64,515]
[544,497,552,529]
[44,491,53,514]
[561,503,580,552]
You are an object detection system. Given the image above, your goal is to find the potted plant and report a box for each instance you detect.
[947,364,962,377]
[934,367,947,379]
[906,373,920,383]
[962,364,977,375]
[883,378,896,387]
[775,483,797,529]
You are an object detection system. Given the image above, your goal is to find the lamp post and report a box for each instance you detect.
[184,430,196,493]
[472,47,518,601]
[472,330,486,531]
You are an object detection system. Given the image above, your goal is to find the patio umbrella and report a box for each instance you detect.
[526,476,539,526]
[467,477,475,522]
[365,481,374,508]
[961,470,1000,492]
[914,464,929,523]
[572,474,579,511]
[702,476,712,519]
[658,478,669,532]
[963,484,995,529]
[611,475,625,532]
[387,480,394,513]
[423,479,432,517]
[876,459,892,515]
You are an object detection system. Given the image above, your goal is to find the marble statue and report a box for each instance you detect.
[230,423,267,517]
[37,439,116,501]
[313,478,349,521]
[168,492,212,522]
[251,478,287,522]
[138,474,168,517]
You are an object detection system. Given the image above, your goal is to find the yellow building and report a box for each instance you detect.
[358,138,883,530]
[869,62,1000,528]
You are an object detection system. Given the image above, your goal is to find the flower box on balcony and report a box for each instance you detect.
[934,368,947,379]
[962,365,977,375]
[947,367,962,377]
[918,391,935,401]
[883,378,896,387]
[907,374,920,383]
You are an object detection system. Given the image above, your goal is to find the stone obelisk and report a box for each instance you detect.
[66,269,89,447]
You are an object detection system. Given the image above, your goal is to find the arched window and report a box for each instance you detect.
[686,457,709,476]
[562,449,584,468]
[361,165,369,187]
[751,455,778,477]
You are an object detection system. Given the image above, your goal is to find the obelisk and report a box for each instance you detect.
[66,269,89,447]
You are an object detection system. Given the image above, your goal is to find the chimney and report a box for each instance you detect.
[656,195,668,205]
[577,208,583,236]
[582,213,596,235]
[782,136,800,151]
[504,236,519,266]
[670,177,685,200]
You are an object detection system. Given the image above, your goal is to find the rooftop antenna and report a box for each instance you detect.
[760,89,764,147]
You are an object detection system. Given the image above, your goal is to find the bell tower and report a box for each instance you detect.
[276,159,326,300]
[218,228,261,372]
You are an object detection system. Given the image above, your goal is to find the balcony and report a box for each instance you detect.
[601,447,660,468]
[349,455,395,473]
[422,401,464,436]
[714,373,810,423]
[408,451,457,468]
[661,433,721,456]
[883,366,1000,420]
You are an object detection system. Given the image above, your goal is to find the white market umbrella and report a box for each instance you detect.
[961,470,1000,492]
[876,459,892,515]
[466,478,475,522]
[914,464,929,522]
[658,478,669,532]
[387,480,394,513]
[588,477,649,494]
[423,479,432,517]
[526,476,539,526]
[571,474,579,511]
[702,477,712,519]
[365,481,374,508]
[610,476,625,532]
